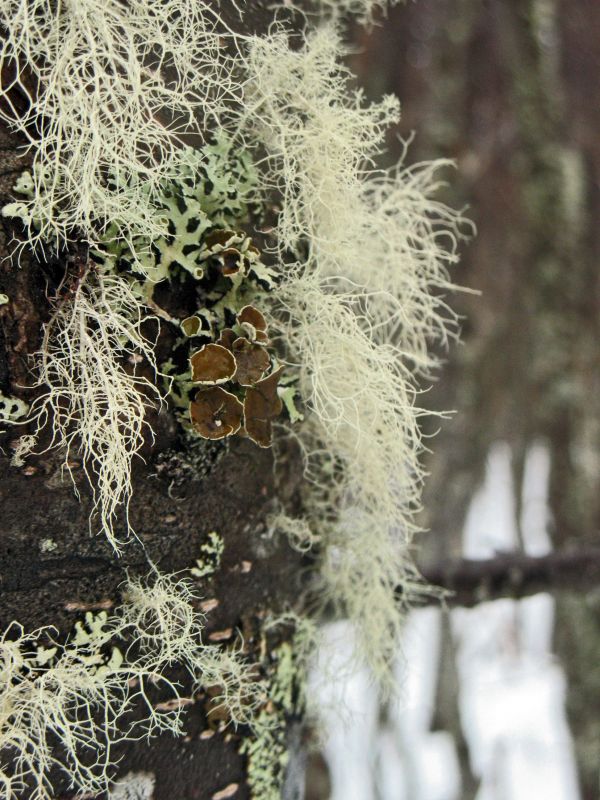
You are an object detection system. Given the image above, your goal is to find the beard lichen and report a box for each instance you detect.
[0,0,240,248]
[0,0,470,788]
[0,569,261,800]
[237,25,470,686]
[9,267,163,551]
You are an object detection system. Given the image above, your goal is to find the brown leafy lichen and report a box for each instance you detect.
[243,367,284,449]
[190,387,244,440]
[188,308,284,448]
[190,344,237,385]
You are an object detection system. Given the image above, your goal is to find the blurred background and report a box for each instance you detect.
[304,2,600,798]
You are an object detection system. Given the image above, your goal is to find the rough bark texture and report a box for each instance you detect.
[0,5,308,799]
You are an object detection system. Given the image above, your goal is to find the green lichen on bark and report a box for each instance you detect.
[240,617,315,800]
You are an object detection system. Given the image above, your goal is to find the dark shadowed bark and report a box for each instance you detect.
[0,6,309,799]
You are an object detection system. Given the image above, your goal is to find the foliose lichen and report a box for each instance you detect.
[191,531,225,580]
[239,616,315,800]
[89,137,293,449]
[0,392,28,424]
[3,134,294,453]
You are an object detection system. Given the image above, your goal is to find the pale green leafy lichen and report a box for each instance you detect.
[191,531,225,579]
[87,137,285,449]
[94,136,262,284]
[0,570,260,800]
[240,616,316,800]
[0,393,29,423]
[241,711,289,800]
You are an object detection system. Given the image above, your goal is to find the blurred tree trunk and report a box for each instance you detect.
[0,6,307,800]
[352,0,600,796]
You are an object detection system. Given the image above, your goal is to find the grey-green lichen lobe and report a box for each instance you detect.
[240,616,315,800]
[109,771,156,800]
[191,531,225,580]
[92,135,265,291]
[0,391,28,423]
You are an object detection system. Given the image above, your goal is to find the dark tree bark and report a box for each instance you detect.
[0,6,309,800]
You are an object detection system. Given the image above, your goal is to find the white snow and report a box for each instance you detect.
[309,621,380,800]
[311,441,580,800]
[452,442,580,800]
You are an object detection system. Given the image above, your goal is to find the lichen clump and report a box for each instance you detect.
[87,139,286,449]
[188,307,284,448]
[240,617,314,800]
[0,571,259,800]
[0,0,467,759]
[0,0,237,246]
[3,136,288,546]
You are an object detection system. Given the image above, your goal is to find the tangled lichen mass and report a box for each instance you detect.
[0,0,469,795]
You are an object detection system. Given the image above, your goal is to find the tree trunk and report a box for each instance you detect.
[353,1,600,795]
[0,6,308,799]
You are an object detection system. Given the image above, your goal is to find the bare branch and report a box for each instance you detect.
[416,548,600,607]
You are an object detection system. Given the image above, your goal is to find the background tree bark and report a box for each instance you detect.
[351,1,600,796]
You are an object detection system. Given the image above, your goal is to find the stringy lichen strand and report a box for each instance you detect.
[239,27,468,685]
[289,0,403,24]
[0,572,260,800]
[0,0,240,247]
[12,270,163,550]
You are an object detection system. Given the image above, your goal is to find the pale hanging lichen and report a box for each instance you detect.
[287,0,403,25]
[12,268,162,551]
[0,0,240,248]
[0,571,260,800]
[238,26,469,685]
[240,26,401,266]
